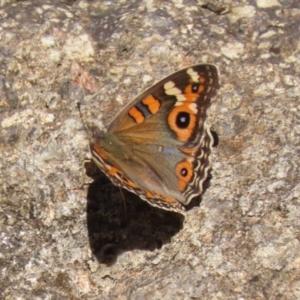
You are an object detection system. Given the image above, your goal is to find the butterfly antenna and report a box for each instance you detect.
[119,187,128,218]
[77,101,89,135]
[76,83,92,137]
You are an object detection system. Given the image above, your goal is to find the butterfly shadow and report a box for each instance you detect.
[85,161,185,265]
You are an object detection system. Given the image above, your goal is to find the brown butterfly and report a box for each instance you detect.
[89,64,219,213]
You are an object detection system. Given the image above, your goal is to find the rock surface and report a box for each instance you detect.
[1,0,299,299]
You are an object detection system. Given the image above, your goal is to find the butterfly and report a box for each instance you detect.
[89,64,219,213]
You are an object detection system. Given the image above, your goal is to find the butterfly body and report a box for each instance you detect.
[90,64,219,213]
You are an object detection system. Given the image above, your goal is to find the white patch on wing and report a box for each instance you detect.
[187,68,199,82]
[164,81,175,90]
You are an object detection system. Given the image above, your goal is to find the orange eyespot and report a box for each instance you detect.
[184,83,205,95]
[167,105,197,142]
[175,160,193,191]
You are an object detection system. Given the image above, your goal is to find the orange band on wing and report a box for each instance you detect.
[92,144,108,159]
[128,107,145,123]
[158,195,178,204]
[142,95,161,114]
[108,166,138,189]
[144,190,178,204]
[181,147,198,156]
[122,177,138,189]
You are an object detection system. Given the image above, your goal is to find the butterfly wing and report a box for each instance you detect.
[90,64,219,213]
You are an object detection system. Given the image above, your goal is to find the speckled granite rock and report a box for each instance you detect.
[1,0,299,299]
